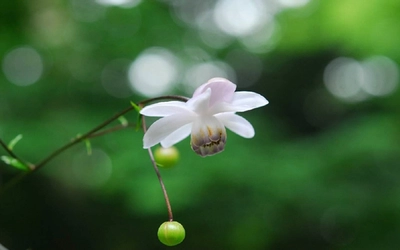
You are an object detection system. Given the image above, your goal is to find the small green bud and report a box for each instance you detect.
[157,221,185,246]
[154,146,179,168]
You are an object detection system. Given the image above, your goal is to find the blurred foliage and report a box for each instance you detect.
[1,0,400,249]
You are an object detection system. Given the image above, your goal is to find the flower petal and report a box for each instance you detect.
[208,91,268,114]
[186,88,211,115]
[192,78,236,106]
[216,113,255,138]
[143,114,195,148]
[140,101,191,117]
[230,91,269,112]
[160,123,192,148]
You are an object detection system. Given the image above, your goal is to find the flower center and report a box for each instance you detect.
[190,116,226,157]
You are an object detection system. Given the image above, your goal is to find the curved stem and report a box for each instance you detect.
[0,123,134,196]
[142,117,173,221]
[139,95,188,106]
[88,123,136,138]
[34,105,134,171]
[0,139,19,160]
[0,139,33,170]
[0,95,188,196]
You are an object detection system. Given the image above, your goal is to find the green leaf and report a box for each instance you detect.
[8,134,23,151]
[118,116,128,126]
[130,101,142,131]
[84,139,92,155]
[1,155,30,171]
[130,101,141,113]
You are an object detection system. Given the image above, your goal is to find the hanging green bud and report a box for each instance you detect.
[154,146,179,168]
[157,221,185,246]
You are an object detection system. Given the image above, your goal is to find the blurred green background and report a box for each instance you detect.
[1,0,400,249]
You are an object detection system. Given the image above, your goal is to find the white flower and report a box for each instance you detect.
[140,77,268,157]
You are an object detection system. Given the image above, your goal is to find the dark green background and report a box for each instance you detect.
[1,0,400,249]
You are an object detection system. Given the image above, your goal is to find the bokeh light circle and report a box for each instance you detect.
[128,47,180,97]
[324,56,398,102]
[323,57,365,101]
[96,0,142,8]
[183,61,236,95]
[2,46,44,86]
[71,149,113,189]
[278,0,310,8]
[361,56,398,96]
[214,0,268,37]
[101,59,133,98]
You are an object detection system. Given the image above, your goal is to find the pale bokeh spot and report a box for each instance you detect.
[128,47,180,97]
[2,46,44,86]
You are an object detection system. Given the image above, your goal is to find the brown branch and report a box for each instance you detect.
[0,95,189,196]
[142,117,174,221]
[34,106,134,171]
[0,139,19,159]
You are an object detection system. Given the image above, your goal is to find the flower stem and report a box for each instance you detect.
[142,116,174,222]
[35,106,135,171]
[0,95,189,196]
[0,138,33,170]
[87,123,135,138]
[0,139,19,160]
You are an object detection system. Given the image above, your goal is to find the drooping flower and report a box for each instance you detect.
[140,77,268,157]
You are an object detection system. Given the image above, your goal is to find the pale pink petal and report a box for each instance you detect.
[232,91,268,109]
[160,123,192,148]
[207,102,239,114]
[143,114,195,148]
[192,78,236,106]
[229,91,268,112]
[215,113,255,138]
[208,91,268,114]
[140,101,192,117]
[186,88,211,115]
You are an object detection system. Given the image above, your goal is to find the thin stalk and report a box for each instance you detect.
[142,116,174,221]
[87,123,135,139]
[32,95,188,171]
[0,95,189,196]
[34,106,134,171]
[0,139,19,159]
[0,139,33,170]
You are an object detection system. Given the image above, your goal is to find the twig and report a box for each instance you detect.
[0,139,30,167]
[88,123,136,138]
[34,106,134,171]
[142,116,174,222]
[0,95,189,196]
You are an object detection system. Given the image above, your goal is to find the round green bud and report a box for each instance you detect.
[157,221,185,246]
[154,146,179,168]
